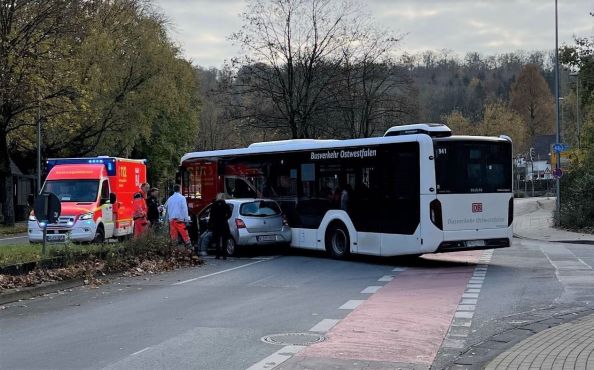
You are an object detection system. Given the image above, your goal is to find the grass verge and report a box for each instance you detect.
[0,230,202,291]
[0,224,28,236]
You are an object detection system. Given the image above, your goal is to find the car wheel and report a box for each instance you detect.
[325,222,350,259]
[92,226,105,244]
[226,238,236,256]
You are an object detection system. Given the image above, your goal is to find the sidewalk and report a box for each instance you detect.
[513,197,594,244]
[486,312,594,369]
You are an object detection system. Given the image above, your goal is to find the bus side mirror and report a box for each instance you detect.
[109,193,117,204]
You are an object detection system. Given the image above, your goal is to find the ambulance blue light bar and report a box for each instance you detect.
[46,157,117,176]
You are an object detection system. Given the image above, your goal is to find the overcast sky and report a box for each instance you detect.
[153,0,593,68]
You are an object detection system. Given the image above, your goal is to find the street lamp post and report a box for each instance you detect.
[554,0,561,223]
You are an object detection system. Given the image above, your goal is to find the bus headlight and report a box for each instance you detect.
[79,212,93,220]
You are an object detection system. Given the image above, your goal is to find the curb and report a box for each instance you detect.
[447,306,594,369]
[0,278,85,305]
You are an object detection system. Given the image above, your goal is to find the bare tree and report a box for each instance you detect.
[329,24,418,138]
[230,0,366,139]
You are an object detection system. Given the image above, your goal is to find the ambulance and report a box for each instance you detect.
[28,157,147,243]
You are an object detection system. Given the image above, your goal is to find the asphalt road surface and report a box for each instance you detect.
[2,238,594,369]
[0,234,28,246]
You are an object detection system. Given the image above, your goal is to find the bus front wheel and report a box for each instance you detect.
[325,222,350,259]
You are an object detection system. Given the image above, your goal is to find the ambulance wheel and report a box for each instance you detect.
[93,226,105,244]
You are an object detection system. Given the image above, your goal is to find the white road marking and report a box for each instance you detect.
[173,259,270,285]
[462,293,479,298]
[339,300,365,310]
[455,311,474,319]
[461,298,478,305]
[309,319,340,333]
[457,304,476,311]
[467,284,483,289]
[131,347,150,356]
[250,256,279,260]
[361,286,382,294]
[392,267,407,272]
[466,288,481,293]
[452,318,472,327]
[378,275,394,282]
[246,345,305,370]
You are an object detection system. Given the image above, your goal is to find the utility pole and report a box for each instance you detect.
[554,0,561,222]
[37,103,41,193]
[570,71,581,149]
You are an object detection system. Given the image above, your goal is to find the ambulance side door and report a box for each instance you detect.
[100,179,115,237]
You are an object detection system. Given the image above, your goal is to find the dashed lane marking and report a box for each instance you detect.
[361,286,382,294]
[441,249,493,350]
[309,319,340,333]
[339,300,365,310]
[246,345,305,370]
[378,275,394,282]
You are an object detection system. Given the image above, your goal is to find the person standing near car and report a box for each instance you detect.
[209,193,232,260]
[165,184,191,248]
[147,188,161,228]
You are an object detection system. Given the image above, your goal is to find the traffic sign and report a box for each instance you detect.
[33,192,61,223]
[544,167,551,175]
[553,168,563,179]
[553,143,569,153]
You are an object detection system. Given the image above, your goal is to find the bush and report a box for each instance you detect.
[559,167,594,228]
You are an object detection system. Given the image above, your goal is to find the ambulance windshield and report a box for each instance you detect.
[43,180,100,202]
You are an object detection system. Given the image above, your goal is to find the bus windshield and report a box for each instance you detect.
[43,180,100,202]
[434,140,512,194]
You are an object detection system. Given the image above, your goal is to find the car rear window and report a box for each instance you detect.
[240,201,281,217]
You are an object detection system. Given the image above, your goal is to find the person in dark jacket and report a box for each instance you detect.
[147,188,161,227]
[209,193,232,260]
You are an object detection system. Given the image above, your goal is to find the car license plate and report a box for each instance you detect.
[46,234,66,243]
[466,240,486,247]
[258,235,276,242]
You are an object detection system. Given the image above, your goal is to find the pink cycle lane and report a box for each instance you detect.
[290,251,483,368]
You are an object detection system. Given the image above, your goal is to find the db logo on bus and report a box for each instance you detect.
[472,203,483,213]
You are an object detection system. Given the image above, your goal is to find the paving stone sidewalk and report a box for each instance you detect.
[485,313,594,370]
[514,198,594,244]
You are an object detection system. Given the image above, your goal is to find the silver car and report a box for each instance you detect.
[197,199,292,255]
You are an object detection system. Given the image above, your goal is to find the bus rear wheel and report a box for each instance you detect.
[325,222,350,259]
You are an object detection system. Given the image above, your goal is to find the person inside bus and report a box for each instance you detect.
[340,182,353,213]
[209,193,232,260]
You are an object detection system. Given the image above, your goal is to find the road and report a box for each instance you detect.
[0,233,28,246]
[2,202,594,369]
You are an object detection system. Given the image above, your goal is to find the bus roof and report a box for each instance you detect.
[181,134,509,163]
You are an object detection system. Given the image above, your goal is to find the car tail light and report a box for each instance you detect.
[235,218,246,229]
[508,197,514,226]
[282,214,289,226]
[430,199,443,230]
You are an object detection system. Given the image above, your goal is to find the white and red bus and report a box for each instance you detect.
[179,124,513,258]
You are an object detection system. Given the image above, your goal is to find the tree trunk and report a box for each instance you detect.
[0,128,15,226]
